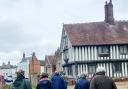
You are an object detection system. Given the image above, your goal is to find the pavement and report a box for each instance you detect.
[68,81,128,89]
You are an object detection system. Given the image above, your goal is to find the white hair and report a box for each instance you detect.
[96,66,106,73]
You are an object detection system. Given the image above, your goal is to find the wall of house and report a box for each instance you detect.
[63,44,128,78]
[17,61,29,78]
[71,45,128,61]
[29,59,40,74]
[40,66,45,74]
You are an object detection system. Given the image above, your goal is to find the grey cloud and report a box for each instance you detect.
[0,0,127,65]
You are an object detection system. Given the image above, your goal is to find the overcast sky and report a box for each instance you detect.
[0,0,127,65]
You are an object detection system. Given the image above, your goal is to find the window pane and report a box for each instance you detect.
[98,46,110,54]
[88,64,96,74]
[98,46,110,57]
[119,45,128,54]
[113,63,122,73]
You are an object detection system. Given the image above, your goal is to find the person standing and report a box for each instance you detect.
[11,69,32,89]
[51,71,67,89]
[89,66,117,89]
[36,72,52,89]
[74,73,89,89]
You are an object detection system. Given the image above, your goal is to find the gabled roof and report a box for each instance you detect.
[64,21,128,46]
[45,56,54,66]
[20,57,32,63]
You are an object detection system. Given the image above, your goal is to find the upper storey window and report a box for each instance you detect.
[119,45,128,54]
[98,46,110,57]
[63,35,68,50]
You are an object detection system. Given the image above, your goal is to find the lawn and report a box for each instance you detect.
[32,85,36,89]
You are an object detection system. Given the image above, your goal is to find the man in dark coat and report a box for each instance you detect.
[74,73,89,89]
[11,69,32,89]
[89,66,117,89]
[36,72,52,89]
[51,71,67,89]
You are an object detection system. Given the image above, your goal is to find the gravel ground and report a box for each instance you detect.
[68,81,128,89]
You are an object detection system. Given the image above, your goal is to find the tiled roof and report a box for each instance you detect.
[45,56,54,66]
[45,49,61,66]
[64,21,128,46]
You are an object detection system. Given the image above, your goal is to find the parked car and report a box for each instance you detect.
[4,75,13,85]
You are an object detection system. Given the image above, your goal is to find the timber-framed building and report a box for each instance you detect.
[60,0,128,78]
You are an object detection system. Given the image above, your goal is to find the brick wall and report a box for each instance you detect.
[29,53,41,74]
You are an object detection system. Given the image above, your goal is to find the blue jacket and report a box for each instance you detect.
[74,78,89,89]
[51,74,67,89]
[36,79,52,89]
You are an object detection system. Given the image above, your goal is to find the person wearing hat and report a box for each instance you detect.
[89,66,117,89]
[74,72,89,89]
[36,72,52,89]
[11,69,32,89]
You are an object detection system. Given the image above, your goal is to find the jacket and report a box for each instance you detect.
[89,72,117,89]
[36,78,52,89]
[74,78,89,89]
[11,75,32,89]
[51,73,67,89]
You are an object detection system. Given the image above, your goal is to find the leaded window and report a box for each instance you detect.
[63,35,68,50]
[98,46,110,57]
[63,50,68,59]
[113,63,122,73]
[119,45,128,54]
[88,64,96,74]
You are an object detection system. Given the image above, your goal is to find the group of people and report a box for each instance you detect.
[36,71,67,89]
[11,70,67,89]
[74,66,117,89]
[11,66,117,89]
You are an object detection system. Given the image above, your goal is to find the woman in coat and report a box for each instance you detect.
[11,69,32,89]
[51,71,67,89]
[74,73,89,89]
[36,72,52,89]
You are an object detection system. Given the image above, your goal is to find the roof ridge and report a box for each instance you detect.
[63,21,104,26]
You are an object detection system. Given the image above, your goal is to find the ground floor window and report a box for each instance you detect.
[88,64,96,74]
[112,63,122,73]
[68,65,73,75]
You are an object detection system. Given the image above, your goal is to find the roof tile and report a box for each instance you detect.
[64,21,128,46]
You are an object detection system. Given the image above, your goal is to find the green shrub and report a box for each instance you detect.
[32,85,36,89]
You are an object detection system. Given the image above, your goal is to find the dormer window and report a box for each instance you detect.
[98,46,110,57]
[119,45,128,55]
